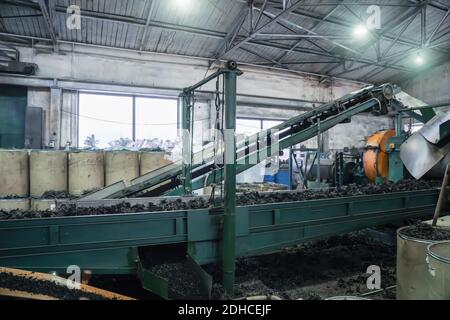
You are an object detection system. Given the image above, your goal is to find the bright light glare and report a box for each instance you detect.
[353,24,368,38]
[174,0,190,8]
[415,53,424,65]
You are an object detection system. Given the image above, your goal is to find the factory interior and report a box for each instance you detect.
[1,0,450,303]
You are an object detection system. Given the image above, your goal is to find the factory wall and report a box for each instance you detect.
[0,43,390,153]
[402,60,450,105]
[328,114,394,150]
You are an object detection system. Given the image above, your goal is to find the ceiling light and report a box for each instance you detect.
[174,0,190,8]
[415,53,424,65]
[353,24,368,38]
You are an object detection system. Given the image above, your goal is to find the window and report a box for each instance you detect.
[263,120,282,130]
[135,97,178,148]
[236,118,261,137]
[78,93,178,149]
[78,93,133,149]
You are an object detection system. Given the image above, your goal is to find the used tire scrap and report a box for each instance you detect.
[0,271,111,300]
[0,179,441,220]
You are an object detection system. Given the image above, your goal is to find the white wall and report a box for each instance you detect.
[402,60,450,105]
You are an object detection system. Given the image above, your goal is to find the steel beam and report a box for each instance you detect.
[273,3,341,64]
[138,0,156,51]
[181,92,193,195]
[322,4,425,76]
[35,0,58,50]
[3,0,435,78]
[211,10,249,63]
[266,1,440,51]
[381,12,419,59]
[222,69,238,298]
[215,0,307,61]
[253,6,359,55]
[425,7,450,47]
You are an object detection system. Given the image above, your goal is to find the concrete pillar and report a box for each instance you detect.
[49,86,62,148]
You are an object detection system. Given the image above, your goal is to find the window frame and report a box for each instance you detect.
[77,90,180,148]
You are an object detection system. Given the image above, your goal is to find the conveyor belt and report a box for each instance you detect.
[81,84,401,200]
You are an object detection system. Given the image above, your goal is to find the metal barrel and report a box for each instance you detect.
[396,226,437,300]
[139,151,172,175]
[29,151,68,197]
[426,241,450,299]
[104,151,139,186]
[68,151,104,196]
[0,150,29,197]
[0,199,30,212]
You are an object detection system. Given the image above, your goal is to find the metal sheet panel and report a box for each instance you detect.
[400,132,450,179]
[419,108,450,144]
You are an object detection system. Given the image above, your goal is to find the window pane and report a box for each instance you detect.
[262,120,282,130]
[237,119,261,137]
[263,120,289,161]
[135,98,178,147]
[78,93,133,149]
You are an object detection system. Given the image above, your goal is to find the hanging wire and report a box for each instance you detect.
[210,73,226,204]
[190,90,195,180]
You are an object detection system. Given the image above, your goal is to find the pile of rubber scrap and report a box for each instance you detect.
[401,222,450,241]
[205,232,397,300]
[0,267,133,300]
[0,179,440,220]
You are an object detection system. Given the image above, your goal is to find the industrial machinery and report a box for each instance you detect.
[0,63,449,299]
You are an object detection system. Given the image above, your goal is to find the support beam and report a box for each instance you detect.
[266,0,450,56]
[35,0,58,49]
[321,4,425,76]
[181,92,192,195]
[253,6,360,55]
[421,5,426,47]
[211,10,249,62]
[273,3,341,64]
[138,0,156,51]
[223,69,238,298]
[381,12,419,59]
[253,0,268,29]
[215,0,307,61]
[425,7,450,47]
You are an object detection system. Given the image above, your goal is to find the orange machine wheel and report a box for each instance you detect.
[363,130,395,182]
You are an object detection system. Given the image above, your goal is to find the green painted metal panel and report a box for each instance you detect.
[0,211,188,257]
[0,189,443,272]
[0,84,27,148]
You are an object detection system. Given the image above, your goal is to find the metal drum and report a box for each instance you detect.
[397,226,439,300]
[105,151,139,186]
[139,151,172,175]
[68,151,104,196]
[363,130,395,182]
[30,151,68,197]
[426,241,450,299]
[0,150,29,197]
[0,199,30,212]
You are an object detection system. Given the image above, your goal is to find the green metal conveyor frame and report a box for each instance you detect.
[0,189,442,274]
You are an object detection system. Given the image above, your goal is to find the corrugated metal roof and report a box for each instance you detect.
[0,0,450,83]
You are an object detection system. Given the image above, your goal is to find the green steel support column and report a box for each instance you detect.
[182,91,192,194]
[289,147,293,190]
[223,69,237,298]
[316,119,321,183]
[395,113,402,136]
